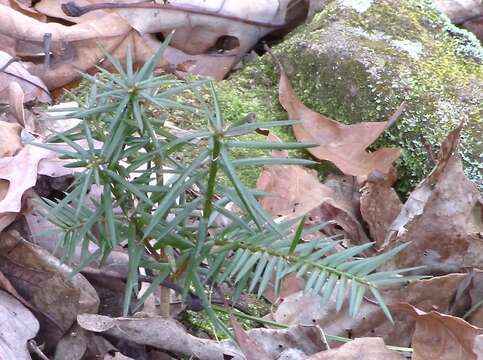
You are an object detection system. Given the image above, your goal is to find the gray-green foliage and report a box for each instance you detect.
[36,36,419,333]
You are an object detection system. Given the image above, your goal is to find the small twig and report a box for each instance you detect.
[27,340,50,360]
[61,1,285,28]
[385,101,407,129]
[0,59,51,97]
[263,43,284,71]
[420,135,437,167]
[42,33,52,74]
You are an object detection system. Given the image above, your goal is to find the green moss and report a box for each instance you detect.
[179,295,272,340]
[216,0,483,195]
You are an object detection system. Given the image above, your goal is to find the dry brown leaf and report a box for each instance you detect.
[0,0,47,21]
[0,4,139,89]
[104,353,135,360]
[360,169,402,248]
[22,192,131,280]
[35,0,242,79]
[116,0,288,53]
[0,231,99,348]
[77,313,243,360]
[56,324,117,360]
[0,51,50,103]
[0,138,75,232]
[272,274,465,347]
[382,124,483,274]
[263,273,305,304]
[0,120,22,157]
[3,0,293,85]
[0,144,51,231]
[0,290,40,360]
[246,324,328,358]
[449,269,483,328]
[398,303,483,360]
[278,68,401,176]
[230,315,272,360]
[305,337,405,360]
[256,134,371,257]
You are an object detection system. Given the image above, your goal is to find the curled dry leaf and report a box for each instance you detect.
[0,51,50,103]
[305,337,405,360]
[2,0,295,85]
[272,274,465,347]
[0,120,22,157]
[0,290,40,360]
[230,315,272,360]
[397,303,483,360]
[77,313,243,360]
[0,128,75,232]
[34,0,240,79]
[278,68,401,176]
[382,124,483,274]
[0,4,145,89]
[0,0,47,21]
[0,144,53,231]
[114,0,289,53]
[7,82,37,133]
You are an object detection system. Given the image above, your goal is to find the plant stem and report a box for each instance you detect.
[202,137,221,220]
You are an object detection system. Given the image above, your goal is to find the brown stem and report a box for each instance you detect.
[385,100,407,129]
[420,135,437,167]
[27,340,50,360]
[62,1,285,28]
[159,249,171,317]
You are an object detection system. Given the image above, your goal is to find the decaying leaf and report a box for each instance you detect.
[0,145,53,231]
[230,315,271,360]
[0,50,50,103]
[256,134,371,253]
[114,0,289,54]
[0,0,298,86]
[0,4,146,89]
[104,352,135,360]
[0,120,22,157]
[22,193,131,280]
[305,337,405,360]
[398,303,483,360]
[272,274,465,347]
[382,124,483,274]
[54,324,88,360]
[278,67,401,176]
[449,269,483,328]
[77,313,243,360]
[360,169,402,247]
[0,231,99,347]
[256,144,333,219]
[245,324,328,359]
[0,290,40,360]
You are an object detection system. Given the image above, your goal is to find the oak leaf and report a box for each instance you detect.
[397,303,483,360]
[382,124,483,274]
[278,68,402,176]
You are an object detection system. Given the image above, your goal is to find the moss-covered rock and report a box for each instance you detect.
[216,0,483,195]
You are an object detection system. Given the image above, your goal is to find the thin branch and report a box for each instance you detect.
[385,101,407,129]
[27,340,51,360]
[62,1,286,28]
[420,134,436,167]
